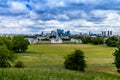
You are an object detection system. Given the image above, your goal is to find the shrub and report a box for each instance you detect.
[14,61,25,68]
[64,49,86,72]
[0,45,16,68]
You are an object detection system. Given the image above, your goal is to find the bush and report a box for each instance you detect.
[14,61,25,68]
[64,49,86,72]
[0,45,16,68]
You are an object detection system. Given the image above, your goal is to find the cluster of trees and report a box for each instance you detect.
[0,36,29,68]
[70,36,104,45]
[105,36,120,47]
[0,36,29,53]
[71,36,120,46]
[80,36,104,45]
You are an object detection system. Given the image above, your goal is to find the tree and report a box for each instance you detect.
[105,36,119,47]
[64,49,86,72]
[0,36,13,50]
[92,37,104,45]
[12,36,29,53]
[0,45,16,68]
[113,47,120,73]
[81,36,92,44]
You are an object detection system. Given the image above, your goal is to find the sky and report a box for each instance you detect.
[0,0,120,34]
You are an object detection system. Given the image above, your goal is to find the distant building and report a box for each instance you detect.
[25,38,38,44]
[64,31,71,36]
[50,37,63,44]
[51,31,57,36]
[57,29,64,36]
[102,31,112,37]
[70,38,82,44]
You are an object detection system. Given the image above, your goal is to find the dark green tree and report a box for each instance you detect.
[81,36,92,44]
[12,36,29,53]
[0,36,13,50]
[113,47,120,73]
[64,49,86,72]
[92,37,104,45]
[0,45,16,68]
[105,36,119,47]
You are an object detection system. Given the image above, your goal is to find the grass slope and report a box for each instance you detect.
[0,68,119,80]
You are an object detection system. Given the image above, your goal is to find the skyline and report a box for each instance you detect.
[0,0,120,35]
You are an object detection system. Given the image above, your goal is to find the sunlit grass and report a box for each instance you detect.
[27,44,116,58]
[17,44,117,72]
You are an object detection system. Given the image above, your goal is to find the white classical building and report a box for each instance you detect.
[25,38,38,44]
[50,37,63,44]
[70,38,82,44]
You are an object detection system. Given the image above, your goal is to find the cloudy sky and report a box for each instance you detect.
[0,0,120,34]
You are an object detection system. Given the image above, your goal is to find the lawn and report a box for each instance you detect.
[18,44,117,72]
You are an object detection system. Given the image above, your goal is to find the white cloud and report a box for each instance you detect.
[10,1,27,11]
[54,14,69,20]
[0,0,120,35]
[46,0,66,8]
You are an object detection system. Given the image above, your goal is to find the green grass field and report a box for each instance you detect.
[21,44,116,68]
[1,44,120,80]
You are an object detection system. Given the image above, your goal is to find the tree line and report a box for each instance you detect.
[0,36,29,53]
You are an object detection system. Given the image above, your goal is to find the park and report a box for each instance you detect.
[0,43,120,80]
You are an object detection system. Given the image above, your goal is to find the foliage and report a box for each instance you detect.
[81,36,92,44]
[12,36,29,53]
[70,36,81,39]
[92,37,104,45]
[0,36,13,50]
[49,35,56,39]
[105,36,119,47]
[14,61,25,68]
[0,45,16,68]
[40,38,49,41]
[113,47,120,73]
[64,49,86,72]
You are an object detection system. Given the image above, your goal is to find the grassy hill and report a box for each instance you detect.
[0,68,119,80]
[1,44,120,80]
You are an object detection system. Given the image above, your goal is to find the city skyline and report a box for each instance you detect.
[0,0,120,35]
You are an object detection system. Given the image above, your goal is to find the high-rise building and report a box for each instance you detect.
[102,31,112,37]
[65,31,71,36]
[57,29,64,36]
